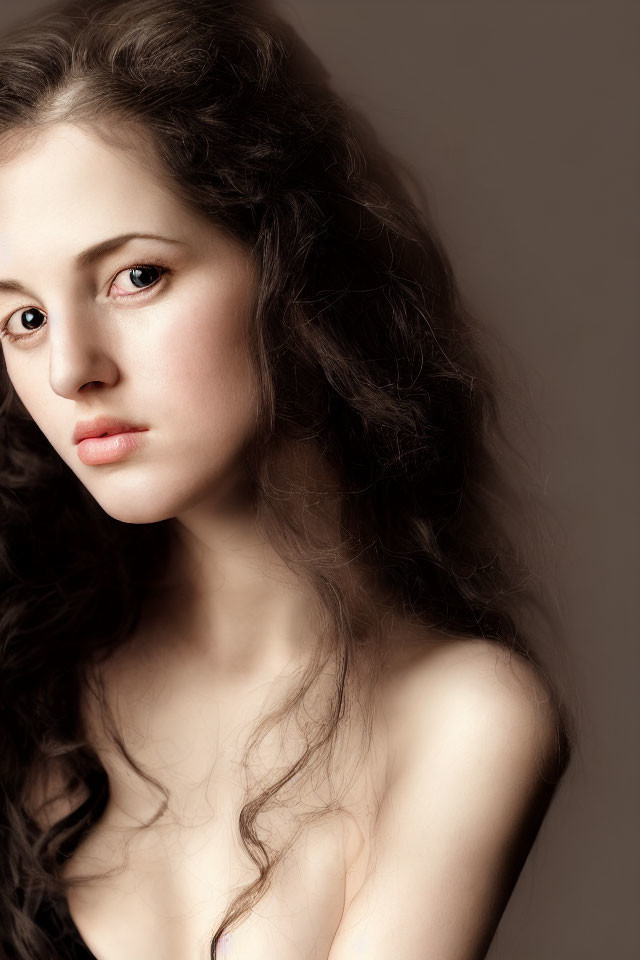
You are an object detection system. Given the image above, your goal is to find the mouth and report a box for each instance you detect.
[87,427,144,441]
[75,428,149,466]
[73,418,148,445]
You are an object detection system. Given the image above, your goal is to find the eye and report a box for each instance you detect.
[0,263,168,344]
[110,263,167,298]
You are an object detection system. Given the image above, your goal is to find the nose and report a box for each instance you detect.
[47,306,120,398]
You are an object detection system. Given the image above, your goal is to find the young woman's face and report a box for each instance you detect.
[0,123,259,524]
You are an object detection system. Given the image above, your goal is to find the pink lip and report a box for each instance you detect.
[76,429,149,466]
[73,416,147,445]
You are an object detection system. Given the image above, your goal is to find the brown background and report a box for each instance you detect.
[271,1,638,957]
[1,0,638,957]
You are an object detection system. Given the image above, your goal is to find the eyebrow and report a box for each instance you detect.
[0,233,186,296]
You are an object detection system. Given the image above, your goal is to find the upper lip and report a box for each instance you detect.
[73,416,148,444]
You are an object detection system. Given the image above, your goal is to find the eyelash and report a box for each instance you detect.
[0,262,169,344]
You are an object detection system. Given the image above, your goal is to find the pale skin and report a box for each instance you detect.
[0,123,561,960]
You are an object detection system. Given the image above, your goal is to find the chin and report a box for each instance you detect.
[74,462,246,526]
[98,501,176,526]
[81,485,183,526]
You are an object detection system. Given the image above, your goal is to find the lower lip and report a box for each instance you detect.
[76,429,149,465]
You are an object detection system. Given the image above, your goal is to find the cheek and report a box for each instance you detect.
[145,280,257,443]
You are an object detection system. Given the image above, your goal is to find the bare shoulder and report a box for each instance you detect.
[328,631,566,958]
[380,629,564,785]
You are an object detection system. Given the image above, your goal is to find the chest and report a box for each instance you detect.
[57,658,388,959]
[63,806,362,960]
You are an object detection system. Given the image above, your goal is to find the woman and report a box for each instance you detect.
[0,0,573,957]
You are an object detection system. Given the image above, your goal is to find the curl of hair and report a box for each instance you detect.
[0,0,574,956]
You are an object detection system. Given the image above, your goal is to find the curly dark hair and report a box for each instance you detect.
[0,0,574,956]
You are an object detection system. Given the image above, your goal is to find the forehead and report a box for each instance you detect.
[0,123,201,261]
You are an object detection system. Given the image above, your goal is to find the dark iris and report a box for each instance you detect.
[21,308,45,332]
[129,265,161,288]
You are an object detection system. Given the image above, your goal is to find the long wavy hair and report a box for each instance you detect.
[0,0,574,956]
